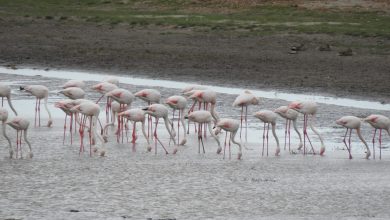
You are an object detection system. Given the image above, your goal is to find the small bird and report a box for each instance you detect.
[20,85,52,127]
[187,110,221,154]
[0,107,13,158]
[166,95,187,146]
[62,80,86,89]
[143,104,177,154]
[288,101,325,155]
[59,87,86,100]
[363,114,390,160]
[6,116,33,159]
[118,108,152,152]
[214,118,242,160]
[274,106,303,152]
[233,91,260,142]
[336,116,371,159]
[254,110,280,157]
[0,83,18,116]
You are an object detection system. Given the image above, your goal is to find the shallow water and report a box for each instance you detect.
[1,68,390,219]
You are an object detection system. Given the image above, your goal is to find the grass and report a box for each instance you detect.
[0,0,390,38]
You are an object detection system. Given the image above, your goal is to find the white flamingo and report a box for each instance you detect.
[0,107,13,158]
[20,85,52,127]
[254,110,280,157]
[166,95,187,146]
[7,116,33,159]
[214,118,242,160]
[274,106,303,152]
[0,83,18,116]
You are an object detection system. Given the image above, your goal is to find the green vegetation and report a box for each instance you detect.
[1,0,390,38]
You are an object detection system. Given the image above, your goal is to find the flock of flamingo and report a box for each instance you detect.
[0,77,389,160]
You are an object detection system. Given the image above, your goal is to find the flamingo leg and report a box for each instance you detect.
[70,113,73,145]
[19,130,23,158]
[16,130,19,159]
[204,102,207,139]
[304,114,316,155]
[372,128,377,159]
[223,131,227,159]
[153,118,169,154]
[266,123,269,157]
[379,129,382,160]
[63,114,67,145]
[229,132,232,160]
[284,119,288,150]
[303,114,306,155]
[288,120,291,152]
[342,128,352,159]
[240,105,243,139]
[38,99,41,127]
[34,98,38,127]
[245,105,248,143]
[89,116,93,157]
[169,109,175,146]
[348,129,352,159]
[177,110,180,144]
[200,123,205,154]
[262,122,265,157]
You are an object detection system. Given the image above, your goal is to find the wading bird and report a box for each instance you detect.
[143,104,177,154]
[7,116,33,159]
[254,110,280,157]
[274,106,303,152]
[62,80,86,89]
[336,116,370,159]
[0,84,18,116]
[187,110,221,154]
[20,85,52,127]
[135,89,161,139]
[118,108,152,152]
[233,91,259,142]
[91,82,118,123]
[59,87,85,100]
[288,101,325,155]
[0,108,13,158]
[363,114,390,160]
[166,95,187,146]
[214,118,242,160]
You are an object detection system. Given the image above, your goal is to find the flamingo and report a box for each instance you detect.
[233,91,260,142]
[135,89,161,140]
[363,114,390,160]
[182,85,207,94]
[59,87,85,100]
[166,95,187,145]
[187,110,221,154]
[254,110,280,156]
[0,83,18,116]
[0,108,13,158]
[143,104,177,154]
[214,118,242,160]
[55,99,77,145]
[62,80,86,89]
[118,108,152,152]
[336,116,371,159]
[6,116,33,159]
[274,106,303,152]
[105,88,134,143]
[288,101,325,155]
[20,85,52,127]
[70,102,105,157]
[102,101,127,142]
[104,77,119,86]
[91,82,118,123]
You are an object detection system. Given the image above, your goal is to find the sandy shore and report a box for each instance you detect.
[1,18,390,103]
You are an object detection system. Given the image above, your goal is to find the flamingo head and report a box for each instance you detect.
[288,101,302,110]
[0,107,9,122]
[165,98,178,108]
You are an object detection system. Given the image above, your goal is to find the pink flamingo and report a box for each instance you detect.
[182,85,207,94]
[6,116,33,159]
[288,101,325,155]
[55,99,77,145]
[20,85,52,127]
[214,118,242,160]
[0,83,18,116]
[71,102,105,157]
[363,114,390,160]
[187,110,221,154]
[62,80,86,89]
[105,88,134,143]
[274,106,303,152]
[91,82,118,123]
[102,101,126,142]
[254,110,280,156]
[0,107,13,158]
[135,89,161,139]
[59,87,85,100]
[233,91,260,142]
[118,108,152,152]
[336,116,371,159]
[166,95,187,146]
[143,104,177,154]
[104,77,119,86]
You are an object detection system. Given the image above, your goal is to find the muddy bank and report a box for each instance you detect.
[1,19,390,101]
